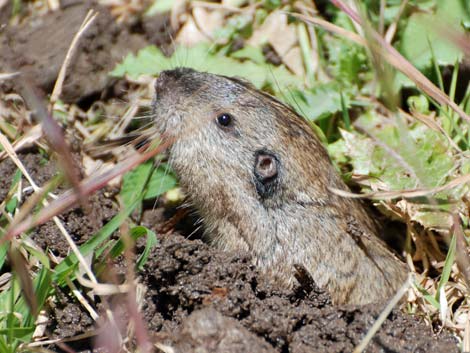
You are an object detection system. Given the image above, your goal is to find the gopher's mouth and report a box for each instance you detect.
[152,103,184,138]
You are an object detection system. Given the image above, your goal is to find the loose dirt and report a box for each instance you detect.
[0,1,171,104]
[140,232,458,353]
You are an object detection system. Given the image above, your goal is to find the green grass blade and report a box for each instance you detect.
[0,242,8,272]
[0,337,12,353]
[436,233,456,301]
[53,199,142,284]
[414,283,440,309]
[54,161,156,284]
[340,91,351,131]
[106,225,157,271]
[427,36,444,92]
[449,60,459,103]
[134,227,157,270]
[32,268,52,317]
[298,22,315,86]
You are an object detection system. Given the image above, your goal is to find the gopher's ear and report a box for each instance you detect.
[253,149,281,200]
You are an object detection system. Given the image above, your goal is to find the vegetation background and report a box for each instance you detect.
[1,0,470,351]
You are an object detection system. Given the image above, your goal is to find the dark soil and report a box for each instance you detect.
[0,3,460,353]
[0,153,118,257]
[0,0,172,105]
[140,233,458,353]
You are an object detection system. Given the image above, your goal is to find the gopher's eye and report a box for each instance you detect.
[216,113,233,127]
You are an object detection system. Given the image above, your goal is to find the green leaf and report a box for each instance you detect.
[5,197,18,214]
[339,128,375,176]
[263,0,282,10]
[328,138,348,165]
[144,164,177,200]
[353,112,454,191]
[10,170,22,189]
[22,243,50,269]
[283,84,344,122]
[411,210,452,229]
[400,3,466,70]
[121,162,154,209]
[111,44,302,92]
[110,46,172,79]
[407,95,430,114]
[0,327,35,341]
[231,46,266,65]
[340,91,351,131]
[337,107,461,231]
[146,0,174,16]
[213,15,252,41]
[5,170,22,214]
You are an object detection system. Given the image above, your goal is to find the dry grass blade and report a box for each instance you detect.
[0,72,20,81]
[329,173,470,200]
[384,0,409,43]
[4,138,173,241]
[50,10,98,104]
[8,244,38,315]
[0,129,102,322]
[26,329,101,348]
[65,277,99,320]
[17,78,84,203]
[464,315,470,351]
[76,274,130,295]
[290,13,365,46]
[121,226,153,353]
[191,0,247,13]
[4,9,99,205]
[299,0,470,123]
[0,132,40,189]
[0,124,43,161]
[452,214,470,289]
[401,109,461,152]
[0,131,52,230]
[154,342,176,353]
[353,274,412,353]
[125,280,152,353]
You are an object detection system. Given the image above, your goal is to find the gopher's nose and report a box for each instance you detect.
[154,67,196,95]
[154,71,171,95]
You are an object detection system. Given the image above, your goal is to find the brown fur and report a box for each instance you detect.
[152,67,407,305]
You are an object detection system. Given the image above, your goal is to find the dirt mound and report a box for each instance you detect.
[140,232,457,353]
